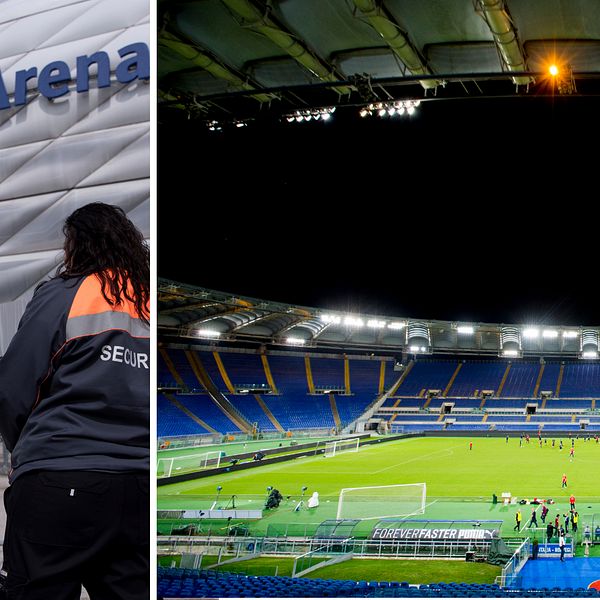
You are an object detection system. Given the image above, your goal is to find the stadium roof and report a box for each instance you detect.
[157,0,598,331]
[157,0,600,124]
[158,278,600,359]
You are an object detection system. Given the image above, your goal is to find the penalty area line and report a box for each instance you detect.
[405,499,439,518]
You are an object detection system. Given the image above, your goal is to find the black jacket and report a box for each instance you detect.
[0,274,149,482]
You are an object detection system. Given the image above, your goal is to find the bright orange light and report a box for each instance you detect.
[549,64,559,76]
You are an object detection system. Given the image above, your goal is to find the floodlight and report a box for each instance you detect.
[359,108,368,117]
[503,349,519,357]
[563,331,578,338]
[542,330,558,339]
[522,328,539,338]
[549,64,559,76]
[344,316,364,327]
[286,337,305,345]
[409,345,420,352]
[388,322,405,330]
[378,108,386,117]
[321,112,331,121]
[397,106,405,115]
[388,107,396,116]
[321,314,341,324]
[367,319,386,329]
[407,106,415,115]
[286,116,294,122]
[457,326,474,334]
[197,329,220,338]
[296,115,303,122]
[582,351,598,359]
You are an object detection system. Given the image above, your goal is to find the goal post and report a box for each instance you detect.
[324,438,360,458]
[156,450,223,478]
[156,457,174,478]
[336,483,427,520]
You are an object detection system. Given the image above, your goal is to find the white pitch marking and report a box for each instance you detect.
[372,446,459,474]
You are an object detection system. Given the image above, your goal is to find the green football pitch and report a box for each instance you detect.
[158,436,600,537]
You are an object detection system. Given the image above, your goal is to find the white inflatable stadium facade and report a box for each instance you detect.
[0,0,150,354]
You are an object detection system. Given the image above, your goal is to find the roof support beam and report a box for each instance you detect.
[159,31,274,102]
[352,0,440,90]
[160,301,220,316]
[475,0,534,86]
[186,307,249,327]
[221,0,352,95]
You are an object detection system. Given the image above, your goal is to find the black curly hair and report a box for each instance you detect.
[58,202,150,325]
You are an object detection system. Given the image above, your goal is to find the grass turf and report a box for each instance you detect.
[159,436,599,498]
[158,436,600,541]
[158,555,501,583]
[157,436,598,583]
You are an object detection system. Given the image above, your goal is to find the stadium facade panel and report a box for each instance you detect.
[0,0,150,354]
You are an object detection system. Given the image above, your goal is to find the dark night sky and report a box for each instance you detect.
[158,95,597,327]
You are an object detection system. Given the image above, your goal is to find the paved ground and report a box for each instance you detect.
[520,557,600,589]
[0,475,90,599]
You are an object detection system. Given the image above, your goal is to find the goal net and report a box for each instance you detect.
[323,438,360,458]
[336,483,426,520]
[156,450,222,478]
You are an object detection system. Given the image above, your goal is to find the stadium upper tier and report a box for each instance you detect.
[158,279,598,359]
[157,347,600,438]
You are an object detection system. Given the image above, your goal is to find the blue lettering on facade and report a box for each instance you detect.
[0,42,149,109]
[38,61,71,99]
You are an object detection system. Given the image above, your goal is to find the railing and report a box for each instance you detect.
[158,433,220,450]
[236,428,333,440]
[496,537,530,588]
[157,535,494,560]
[292,544,353,578]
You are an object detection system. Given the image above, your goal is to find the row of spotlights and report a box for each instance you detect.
[504,349,598,359]
[463,327,579,338]
[522,328,579,339]
[284,107,335,123]
[209,101,424,129]
[360,100,421,118]
[320,316,582,339]
[198,326,594,357]
[207,119,247,131]
[321,314,405,329]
